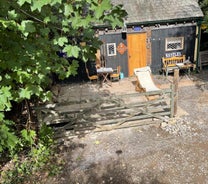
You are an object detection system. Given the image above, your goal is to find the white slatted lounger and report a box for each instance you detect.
[134,66,160,92]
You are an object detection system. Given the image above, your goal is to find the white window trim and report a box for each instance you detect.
[165,37,184,51]
[107,43,117,56]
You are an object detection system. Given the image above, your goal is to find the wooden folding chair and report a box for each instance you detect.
[86,68,98,82]
[110,66,121,81]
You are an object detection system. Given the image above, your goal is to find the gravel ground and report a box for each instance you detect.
[45,70,208,184]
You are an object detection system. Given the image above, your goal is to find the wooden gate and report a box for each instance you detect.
[127,33,147,76]
[35,86,175,139]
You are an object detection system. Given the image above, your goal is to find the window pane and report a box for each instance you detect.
[166,37,184,51]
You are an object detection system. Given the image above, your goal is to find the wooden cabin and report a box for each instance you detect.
[95,0,204,77]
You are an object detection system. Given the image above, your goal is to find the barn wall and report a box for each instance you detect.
[98,25,197,76]
[99,33,128,77]
[151,25,196,74]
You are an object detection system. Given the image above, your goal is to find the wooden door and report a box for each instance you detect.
[127,33,147,76]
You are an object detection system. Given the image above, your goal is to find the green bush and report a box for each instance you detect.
[0,124,58,184]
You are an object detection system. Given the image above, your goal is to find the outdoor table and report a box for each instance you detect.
[97,67,113,86]
[176,63,194,75]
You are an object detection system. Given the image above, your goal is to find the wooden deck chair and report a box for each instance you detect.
[134,66,160,92]
[110,66,121,81]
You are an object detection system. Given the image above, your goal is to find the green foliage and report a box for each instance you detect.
[0,86,12,111]
[0,0,126,159]
[0,121,19,154]
[0,86,19,155]
[0,0,126,104]
[200,0,208,32]
[39,123,54,147]
[1,124,56,184]
[21,129,36,146]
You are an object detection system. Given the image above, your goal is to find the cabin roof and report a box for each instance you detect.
[111,0,204,25]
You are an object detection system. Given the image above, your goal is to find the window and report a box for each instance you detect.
[165,37,184,51]
[107,43,116,56]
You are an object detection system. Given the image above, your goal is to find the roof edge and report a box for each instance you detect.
[93,17,204,29]
[126,17,204,27]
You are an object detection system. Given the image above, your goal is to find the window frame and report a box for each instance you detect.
[107,43,117,56]
[165,37,184,51]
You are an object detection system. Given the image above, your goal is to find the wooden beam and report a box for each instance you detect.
[173,69,179,116]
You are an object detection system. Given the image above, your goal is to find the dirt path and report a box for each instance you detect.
[45,70,208,184]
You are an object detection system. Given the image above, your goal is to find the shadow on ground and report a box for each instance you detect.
[61,160,164,184]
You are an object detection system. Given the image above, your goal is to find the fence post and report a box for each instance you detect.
[170,84,175,118]
[173,69,179,116]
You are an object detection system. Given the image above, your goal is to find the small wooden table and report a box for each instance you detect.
[97,67,113,86]
[176,63,194,75]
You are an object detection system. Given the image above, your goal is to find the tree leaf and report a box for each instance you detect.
[94,0,111,19]
[20,20,36,36]
[51,0,62,6]
[64,4,73,17]
[19,88,32,99]
[0,113,4,121]
[21,129,36,146]
[27,85,43,96]
[57,37,68,47]
[17,0,31,6]
[8,10,18,19]
[0,124,19,153]
[31,0,51,12]
[63,45,80,58]
[0,86,12,111]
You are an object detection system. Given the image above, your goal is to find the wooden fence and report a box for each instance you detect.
[35,84,175,138]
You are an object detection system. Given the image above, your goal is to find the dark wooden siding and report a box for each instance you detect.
[99,33,129,77]
[151,25,196,74]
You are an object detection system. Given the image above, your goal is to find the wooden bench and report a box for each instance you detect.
[199,50,208,70]
[162,55,187,76]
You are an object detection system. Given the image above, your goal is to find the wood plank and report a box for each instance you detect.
[94,119,163,132]
[95,111,171,126]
